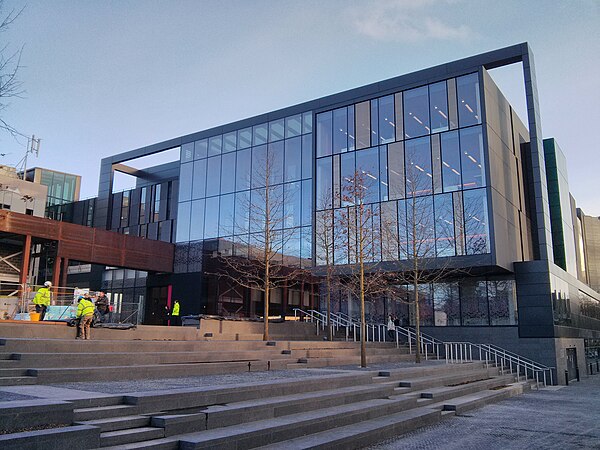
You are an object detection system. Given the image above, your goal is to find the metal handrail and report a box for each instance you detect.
[444,341,555,387]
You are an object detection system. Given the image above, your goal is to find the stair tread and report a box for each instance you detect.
[75,404,136,413]
[77,414,149,425]
[101,426,164,438]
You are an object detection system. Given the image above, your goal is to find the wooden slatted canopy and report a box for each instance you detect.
[0,210,174,274]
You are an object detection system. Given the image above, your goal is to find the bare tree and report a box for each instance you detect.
[215,144,310,341]
[335,170,388,368]
[0,2,25,136]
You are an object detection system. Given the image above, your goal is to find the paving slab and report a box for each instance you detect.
[364,374,600,450]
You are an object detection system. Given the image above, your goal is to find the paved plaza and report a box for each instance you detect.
[366,373,600,450]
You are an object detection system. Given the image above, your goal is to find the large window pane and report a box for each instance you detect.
[461,279,488,325]
[205,156,221,197]
[284,182,301,228]
[181,143,194,163]
[405,136,432,197]
[398,199,408,259]
[302,112,312,134]
[404,86,430,138]
[316,158,332,210]
[370,98,379,147]
[333,107,348,154]
[302,134,313,179]
[285,136,302,182]
[381,201,398,261]
[189,199,205,241]
[253,123,268,146]
[348,106,355,151]
[429,81,449,133]
[355,147,380,204]
[388,142,405,200]
[457,73,481,127]
[204,196,219,238]
[194,139,208,159]
[208,135,222,156]
[301,226,312,267]
[316,111,333,157]
[301,179,312,226]
[355,101,370,150]
[192,159,207,199]
[406,195,435,259]
[433,282,460,326]
[234,191,250,235]
[219,193,235,236]
[251,145,267,188]
[268,140,284,185]
[340,152,355,206]
[434,193,455,257]
[460,126,485,189]
[236,148,251,191]
[175,201,191,243]
[379,145,388,201]
[178,162,193,202]
[238,128,252,149]
[220,152,236,194]
[269,119,285,142]
[378,95,395,144]
[223,132,237,153]
[440,131,462,192]
[285,114,302,138]
[463,188,489,255]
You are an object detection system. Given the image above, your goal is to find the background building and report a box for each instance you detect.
[51,43,599,383]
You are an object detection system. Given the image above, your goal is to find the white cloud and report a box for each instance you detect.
[349,0,472,42]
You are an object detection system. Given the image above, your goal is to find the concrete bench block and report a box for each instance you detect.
[0,425,100,450]
[0,399,74,432]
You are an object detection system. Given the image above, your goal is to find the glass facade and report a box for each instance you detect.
[315,73,489,266]
[176,112,313,268]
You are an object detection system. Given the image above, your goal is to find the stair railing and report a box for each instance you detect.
[391,326,443,361]
[444,341,555,387]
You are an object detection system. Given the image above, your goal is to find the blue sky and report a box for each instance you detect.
[1,0,599,214]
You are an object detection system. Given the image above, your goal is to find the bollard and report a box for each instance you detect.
[576,367,580,382]
[565,370,569,386]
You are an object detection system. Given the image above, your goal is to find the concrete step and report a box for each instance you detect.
[74,404,139,421]
[255,406,441,450]
[436,381,532,414]
[418,374,517,402]
[100,426,165,447]
[102,437,179,450]
[175,395,423,449]
[76,414,151,432]
[396,369,495,391]
[0,375,37,385]
[0,368,29,377]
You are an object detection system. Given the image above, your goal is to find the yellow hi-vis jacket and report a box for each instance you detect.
[77,299,95,318]
[33,287,51,306]
[172,302,180,316]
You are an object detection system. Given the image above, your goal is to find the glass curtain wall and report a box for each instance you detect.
[315,73,489,266]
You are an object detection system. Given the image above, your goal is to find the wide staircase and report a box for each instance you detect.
[0,361,535,449]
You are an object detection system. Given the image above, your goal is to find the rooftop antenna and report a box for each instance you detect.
[17,135,41,180]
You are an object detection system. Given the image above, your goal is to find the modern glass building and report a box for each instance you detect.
[56,43,599,384]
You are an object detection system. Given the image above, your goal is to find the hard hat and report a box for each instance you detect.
[44,281,52,287]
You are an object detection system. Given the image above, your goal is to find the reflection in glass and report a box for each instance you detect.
[378,95,395,144]
[488,280,517,325]
[268,140,284,185]
[316,158,332,210]
[316,111,333,157]
[234,191,250,235]
[463,188,489,255]
[251,145,267,189]
[348,105,355,151]
[457,73,481,127]
[285,114,302,138]
[204,197,219,239]
[379,145,388,201]
[178,163,193,202]
[404,86,430,138]
[219,193,235,236]
[429,81,449,133]
[190,199,205,241]
[269,119,285,142]
[388,142,405,200]
[236,148,251,191]
[370,98,379,147]
[223,132,237,153]
[285,136,302,182]
[208,135,222,156]
[302,112,313,134]
[205,156,221,197]
[381,201,398,261]
[238,128,252,149]
[355,147,380,204]
[460,126,485,189]
[192,159,207,199]
[220,152,236,194]
[181,143,194,162]
[195,139,208,160]
[176,201,191,242]
[301,226,312,267]
[301,180,312,226]
[302,134,313,179]
[355,101,370,150]
[333,107,348,154]
[405,136,432,197]
[284,182,301,228]
[253,123,268,146]
[461,279,488,325]
[433,282,460,325]
[441,131,461,192]
[434,193,455,257]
